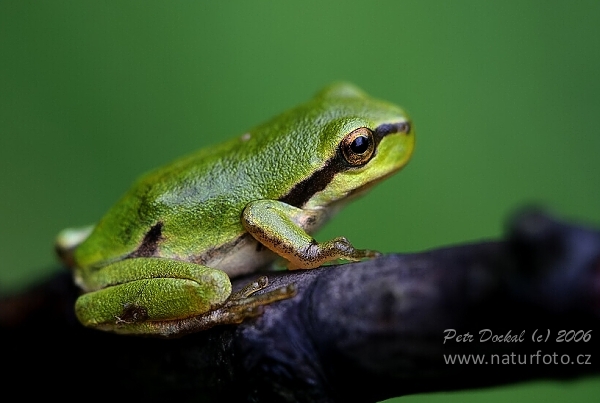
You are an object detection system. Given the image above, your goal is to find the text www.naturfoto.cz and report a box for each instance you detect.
[444,351,591,365]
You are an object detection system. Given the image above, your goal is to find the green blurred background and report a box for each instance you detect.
[1,1,599,401]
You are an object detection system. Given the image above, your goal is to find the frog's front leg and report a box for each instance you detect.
[75,257,294,336]
[242,200,380,270]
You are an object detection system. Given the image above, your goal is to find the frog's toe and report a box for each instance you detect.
[230,275,270,299]
[225,279,296,311]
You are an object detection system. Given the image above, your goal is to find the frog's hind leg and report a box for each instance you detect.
[74,258,295,337]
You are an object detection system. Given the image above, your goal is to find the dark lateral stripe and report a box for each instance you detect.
[128,221,164,258]
[279,155,344,207]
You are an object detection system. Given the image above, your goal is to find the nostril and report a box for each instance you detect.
[398,121,411,134]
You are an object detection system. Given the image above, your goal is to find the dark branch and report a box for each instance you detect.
[2,209,599,402]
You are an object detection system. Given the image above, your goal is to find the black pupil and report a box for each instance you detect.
[350,135,370,154]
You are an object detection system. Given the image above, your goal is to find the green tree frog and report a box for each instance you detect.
[56,83,415,337]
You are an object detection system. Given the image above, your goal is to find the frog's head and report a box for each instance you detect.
[284,82,415,209]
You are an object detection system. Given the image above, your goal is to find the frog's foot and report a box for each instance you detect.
[216,276,296,319]
[172,276,296,336]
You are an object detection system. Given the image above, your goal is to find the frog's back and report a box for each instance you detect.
[73,135,304,269]
[72,96,339,268]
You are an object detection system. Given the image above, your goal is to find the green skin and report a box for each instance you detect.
[56,83,415,337]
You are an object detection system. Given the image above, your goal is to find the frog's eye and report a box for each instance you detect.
[341,127,375,166]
